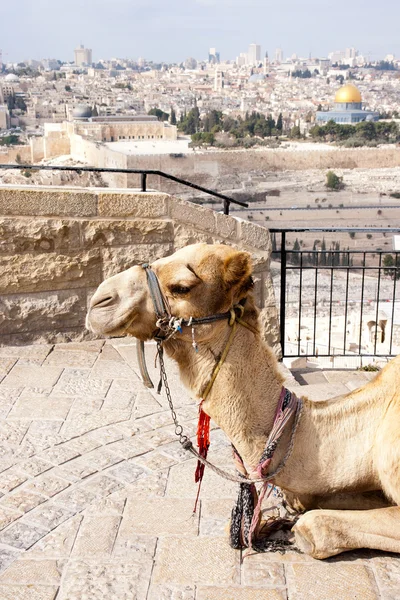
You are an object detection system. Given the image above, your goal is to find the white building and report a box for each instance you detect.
[248,44,261,65]
[275,48,283,63]
[74,45,92,67]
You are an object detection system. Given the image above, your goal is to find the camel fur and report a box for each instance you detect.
[86,243,400,560]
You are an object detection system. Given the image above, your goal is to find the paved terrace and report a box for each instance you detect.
[0,339,398,600]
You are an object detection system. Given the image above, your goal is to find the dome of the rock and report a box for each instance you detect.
[334,84,362,104]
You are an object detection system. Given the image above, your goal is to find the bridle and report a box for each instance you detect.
[141,262,252,343]
[137,263,302,486]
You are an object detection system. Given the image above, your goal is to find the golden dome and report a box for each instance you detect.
[335,84,362,103]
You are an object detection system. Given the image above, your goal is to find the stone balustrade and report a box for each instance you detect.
[0,185,280,354]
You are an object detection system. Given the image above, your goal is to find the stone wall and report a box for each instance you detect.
[124,147,400,195]
[0,145,31,164]
[0,186,280,354]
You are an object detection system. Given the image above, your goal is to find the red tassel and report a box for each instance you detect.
[193,405,210,512]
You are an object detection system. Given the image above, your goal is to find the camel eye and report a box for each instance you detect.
[170,285,191,295]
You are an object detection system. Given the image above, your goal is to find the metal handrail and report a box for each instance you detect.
[0,163,248,215]
[270,227,400,359]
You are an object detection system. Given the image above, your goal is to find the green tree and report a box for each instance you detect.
[291,238,301,265]
[170,108,177,125]
[65,85,71,92]
[383,254,400,279]
[326,170,343,190]
[276,113,283,132]
[289,125,302,139]
[148,108,169,122]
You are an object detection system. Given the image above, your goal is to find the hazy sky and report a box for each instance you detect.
[1,0,399,63]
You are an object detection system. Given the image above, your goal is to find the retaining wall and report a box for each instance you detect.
[0,186,280,354]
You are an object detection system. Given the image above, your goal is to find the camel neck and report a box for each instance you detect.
[165,322,285,470]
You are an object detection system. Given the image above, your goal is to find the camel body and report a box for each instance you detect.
[86,243,400,559]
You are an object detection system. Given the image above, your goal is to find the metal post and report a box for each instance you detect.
[280,231,287,358]
[223,199,230,215]
[141,173,147,192]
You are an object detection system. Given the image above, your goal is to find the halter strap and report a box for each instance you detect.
[141,263,254,340]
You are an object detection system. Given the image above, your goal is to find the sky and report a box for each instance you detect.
[1,0,399,64]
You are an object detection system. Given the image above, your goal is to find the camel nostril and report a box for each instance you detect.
[92,295,115,309]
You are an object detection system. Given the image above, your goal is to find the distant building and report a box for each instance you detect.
[275,48,283,63]
[184,57,198,70]
[248,44,261,65]
[209,48,220,64]
[316,84,379,124]
[214,70,224,92]
[74,45,92,67]
[0,105,10,130]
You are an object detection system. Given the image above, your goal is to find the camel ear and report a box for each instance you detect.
[223,251,252,289]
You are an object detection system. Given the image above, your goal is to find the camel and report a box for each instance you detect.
[86,243,400,560]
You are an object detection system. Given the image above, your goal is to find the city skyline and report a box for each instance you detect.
[1,0,399,64]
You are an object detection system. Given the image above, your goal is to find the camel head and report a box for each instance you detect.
[86,243,254,342]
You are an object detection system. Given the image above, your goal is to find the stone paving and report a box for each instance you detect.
[0,339,398,599]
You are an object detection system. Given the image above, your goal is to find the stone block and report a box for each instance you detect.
[8,396,74,420]
[81,219,173,248]
[58,560,152,600]
[0,559,62,584]
[0,506,21,530]
[153,537,240,585]
[112,533,157,560]
[0,290,87,336]
[27,505,75,531]
[0,218,80,255]
[166,460,237,499]
[286,562,379,600]
[170,199,216,233]
[26,515,82,558]
[373,556,400,600]
[98,191,169,218]
[72,515,121,557]
[0,187,96,217]
[173,224,221,250]
[1,491,46,514]
[0,249,101,295]
[197,589,286,600]
[27,474,71,498]
[238,219,272,252]
[102,244,173,279]
[0,548,22,574]
[0,585,58,600]
[0,521,46,550]
[241,553,286,587]
[119,497,199,536]
[1,365,63,390]
[147,584,195,600]
[214,212,238,241]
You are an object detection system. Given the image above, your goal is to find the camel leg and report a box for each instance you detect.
[293,506,400,559]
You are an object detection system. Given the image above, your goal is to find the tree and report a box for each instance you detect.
[291,238,301,265]
[92,105,98,117]
[170,108,177,125]
[276,113,283,132]
[383,254,400,279]
[289,125,302,139]
[148,108,169,122]
[65,85,72,92]
[326,170,343,190]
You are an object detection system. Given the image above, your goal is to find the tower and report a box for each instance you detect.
[248,44,261,65]
[275,48,283,63]
[74,44,93,67]
[214,69,224,92]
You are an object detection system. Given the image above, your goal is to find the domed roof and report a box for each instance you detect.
[72,104,92,119]
[335,84,362,104]
[4,73,19,82]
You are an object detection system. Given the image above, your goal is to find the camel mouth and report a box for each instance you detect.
[87,309,138,337]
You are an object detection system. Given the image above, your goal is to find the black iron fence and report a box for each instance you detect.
[270,228,400,359]
[0,164,248,215]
